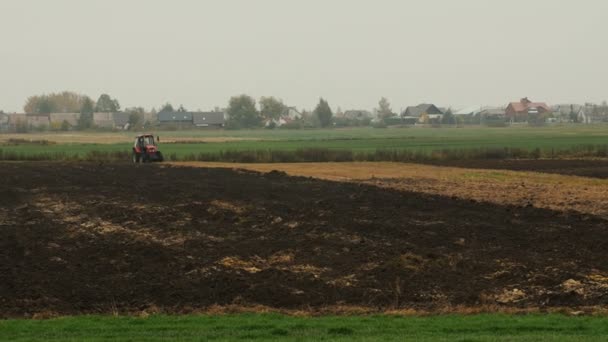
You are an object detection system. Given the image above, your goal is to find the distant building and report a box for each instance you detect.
[8,113,26,130]
[50,113,80,128]
[479,107,507,126]
[26,114,50,129]
[402,104,444,118]
[157,111,225,129]
[480,107,506,117]
[157,111,193,127]
[454,106,484,116]
[553,104,583,123]
[93,112,114,128]
[506,97,551,122]
[143,112,158,125]
[192,112,225,128]
[0,113,8,131]
[93,112,131,130]
[113,112,131,129]
[577,103,608,124]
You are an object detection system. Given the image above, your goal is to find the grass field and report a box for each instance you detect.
[2,314,608,341]
[1,125,608,161]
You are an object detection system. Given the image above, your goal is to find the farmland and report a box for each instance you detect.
[2,161,608,316]
[3,126,608,340]
[1,125,608,162]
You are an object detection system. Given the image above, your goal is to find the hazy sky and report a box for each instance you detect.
[1,0,607,112]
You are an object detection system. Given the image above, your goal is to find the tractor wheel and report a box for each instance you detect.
[132,153,139,163]
[157,152,164,162]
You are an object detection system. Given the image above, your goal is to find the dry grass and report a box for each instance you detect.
[172,162,608,218]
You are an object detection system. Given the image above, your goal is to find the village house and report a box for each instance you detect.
[402,104,443,117]
[506,97,551,122]
[402,104,443,124]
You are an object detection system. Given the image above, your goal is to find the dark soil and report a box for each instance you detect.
[429,159,608,179]
[1,162,608,317]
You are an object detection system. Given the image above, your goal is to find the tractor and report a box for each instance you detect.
[132,134,164,163]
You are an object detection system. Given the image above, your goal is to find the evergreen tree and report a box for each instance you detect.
[314,98,333,127]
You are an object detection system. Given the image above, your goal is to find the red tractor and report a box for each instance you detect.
[132,134,164,163]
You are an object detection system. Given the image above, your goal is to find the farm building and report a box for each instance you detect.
[93,112,114,128]
[26,114,50,129]
[158,112,192,124]
[50,113,80,128]
[8,113,28,131]
[192,112,225,128]
[8,114,26,129]
[506,98,551,122]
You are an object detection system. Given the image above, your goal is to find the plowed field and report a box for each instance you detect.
[1,162,608,317]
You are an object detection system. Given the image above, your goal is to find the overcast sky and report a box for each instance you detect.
[1,0,607,112]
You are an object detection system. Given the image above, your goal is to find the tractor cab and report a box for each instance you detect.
[132,134,164,163]
[134,134,157,150]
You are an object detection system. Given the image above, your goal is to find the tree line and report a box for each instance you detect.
[21,92,148,130]
[14,91,475,130]
[19,91,353,130]
[224,95,334,129]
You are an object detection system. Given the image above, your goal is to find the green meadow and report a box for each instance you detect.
[1,314,607,341]
[1,125,608,161]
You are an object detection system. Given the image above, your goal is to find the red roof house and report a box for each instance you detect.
[506,98,551,122]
